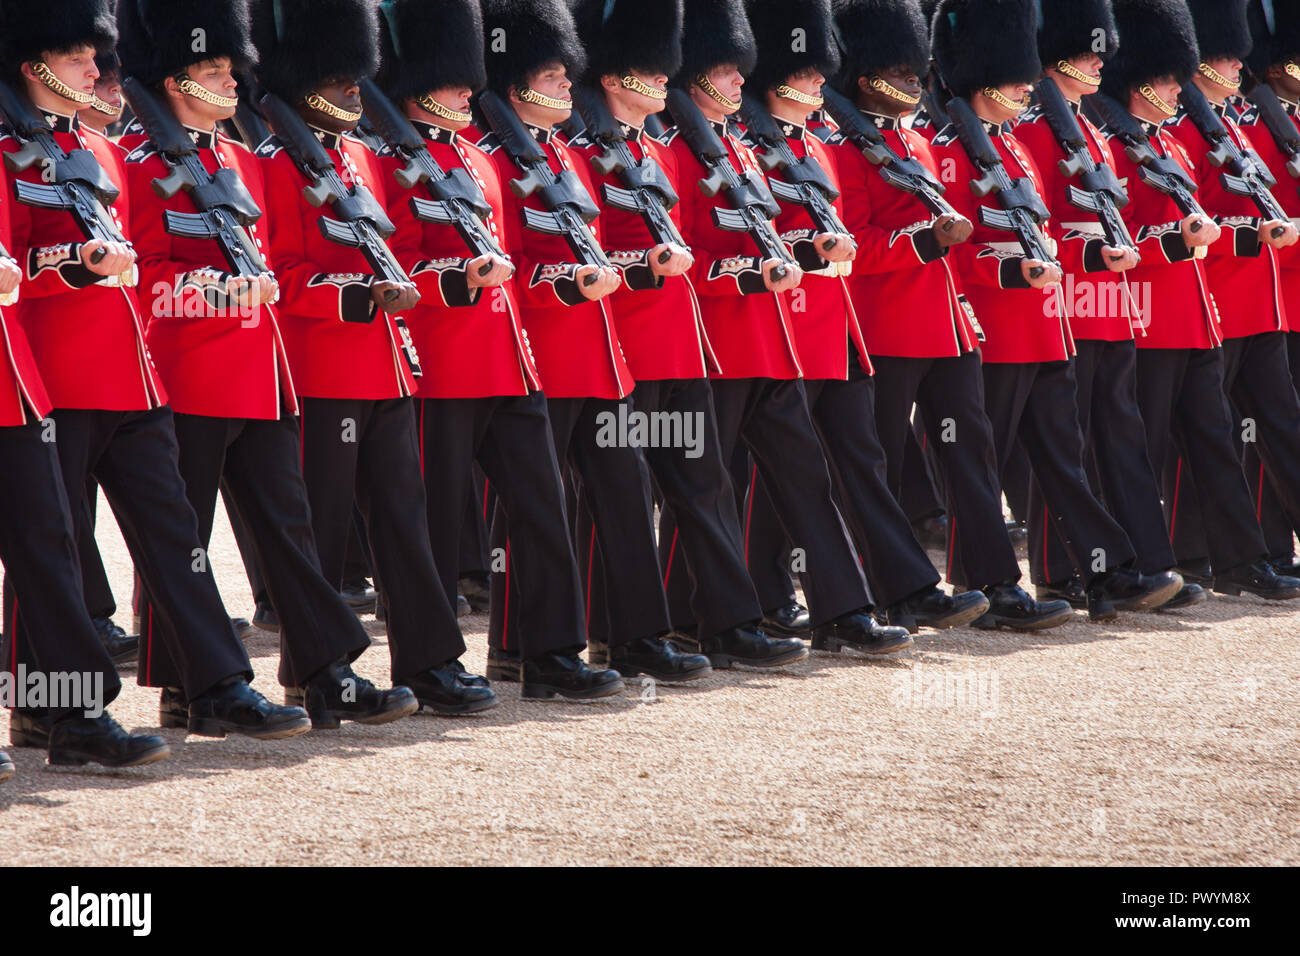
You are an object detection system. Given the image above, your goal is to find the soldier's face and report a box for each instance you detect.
[307,76,363,133]
[421,86,474,129]
[977,82,1032,123]
[1269,60,1300,100]
[1053,54,1103,99]
[184,57,239,122]
[858,65,922,117]
[608,69,669,116]
[1202,56,1243,94]
[1128,75,1180,122]
[780,68,824,115]
[25,44,99,107]
[691,64,744,118]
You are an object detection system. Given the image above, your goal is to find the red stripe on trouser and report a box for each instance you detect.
[744,462,757,567]
[482,478,490,520]
[584,524,595,630]
[501,538,511,650]
[663,527,678,589]
[8,597,18,684]
[1169,458,1181,541]
[418,401,425,478]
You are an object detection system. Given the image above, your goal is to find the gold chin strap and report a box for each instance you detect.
[868,74,920,105]
[981,86,1029,110]
[1198,62,1241,91]
[516,86,571,110]
[1139,83,1178,117]
[417,93,472,123]
[305,91,362,123]
[89,95,121,116]
[177,78,238,109]
[1286,61,1300,83]
[695,73,740,110]
[621,74,667,100]
[775,84,824,107]
[1056,59,1101,87]
[31,61,94,105]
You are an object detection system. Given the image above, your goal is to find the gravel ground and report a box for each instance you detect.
[2,495,1298,866]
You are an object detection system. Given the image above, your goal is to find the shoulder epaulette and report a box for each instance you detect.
[477,130,504,154]
[931,124,959,147]
[123,140,159,164]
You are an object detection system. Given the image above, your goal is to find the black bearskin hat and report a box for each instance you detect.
[746,0,841,93]
[480,0,586,94]
[1186,0,1252,62]
[377,0,487,98]
[117,0,257,88]
[931,0,1041,98]
[833,0,931,83]
[679,0,758,83]
[249,0,379,102]
[1100,0,1199,99]
[1247,0,1300,74]
[572,0,684,81]
[1038,0,1119,65]
[0,0,117,76]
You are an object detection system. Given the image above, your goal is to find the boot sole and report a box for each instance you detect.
[0,759,14,783]
[760,619,812,638]
[972,605,1075,631]
[1112,577,1184,613]
[48,741,171,768]
[708,645,809,669]
[485,662,521,683]
[283,693,420,730]
[9,725,49,749]
[159,712,188,730]
[521,679,626,700]
[1212,581,1300,600]
[1155,589,1209,612]
[608,662,714,684]
[415,694,500,716]
[892,600,991,634]
[187,716,312,740]
[811,634,912,657]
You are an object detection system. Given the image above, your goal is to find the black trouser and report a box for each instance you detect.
[1031,340,1175,585]
[663,377,870,627]
[1165,332,1300,571]
[135,413,369,690]
[460,466,491,578]
[299,396,464,680]
[1133,346,1266,574]
[1248,329,1300,560]
[236,499,371,613]
[976,360,1135,585]
[579,377,762,640]
[871,350,1023,590]
[79,478,117,620]
[491,394,669,653]
[744,365,939,610]
[900,419,946,524]
[2,406,250,697]
[0,418,121,706]
[419,390,584,658]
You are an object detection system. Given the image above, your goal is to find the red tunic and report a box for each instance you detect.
[257,127,419,400]
[1167,106,1288,339]
[826,111,980,359]
[1014,101,1142,341]
[1239,96,1300,329]
[563,123,719,381]
[1103,120,1223,351]
[0,163,51,425]
[478,123,635,399]
[661,119,803,380]
[751,120,872,380]
[120,123,297,419]
[378,120,540,399]
[0,111,165,411]
[931,119,1075,364]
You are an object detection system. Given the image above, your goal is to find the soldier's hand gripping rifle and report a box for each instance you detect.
[664,88,795,281]
[820,85,962,226]
[737,95,852,255]
[255,91,422,376]
[1245,81,1300,182]
[1035,76,1136,261]
[1179,82,1288,236]
[570,84,684,265]
[946,95,1059,278]
[0,77,134,287]
[475,89,611,287]
[358,78,508,279]
[122,77,268,282]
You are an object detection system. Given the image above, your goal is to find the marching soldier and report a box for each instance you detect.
[1095,0,1300,599]
[929,0,1179,619]
[740,0,991,633]
[473,0,721,685]
[1,160,169,770]
[115,0,417,730]
[827,0,1072,630]
[372,0,630,686]
[659,0,913,655]
[1165,0,1300,596]
[1015,0,1194,608]
[564,0,809,667]
[1240,0,1300,574]
[250,0,499,712]
[0,0,311,745]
